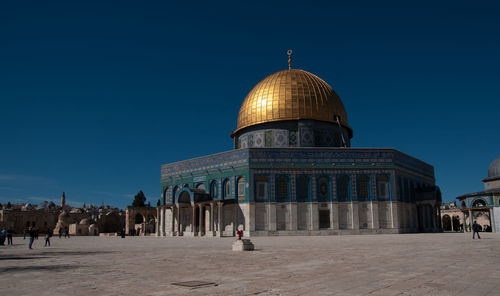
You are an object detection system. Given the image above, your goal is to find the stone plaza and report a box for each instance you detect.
[1,234,499,296]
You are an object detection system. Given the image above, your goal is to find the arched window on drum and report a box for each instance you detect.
[223,179,231,199]
[210,181,218,199]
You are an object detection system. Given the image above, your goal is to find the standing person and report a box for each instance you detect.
[28,227,36,249]
[23,228,27,240]
[64,227,70,238]
[472,220,481,239]
[44,229,51,247]
[7,229,13,245]
[58,227,63,238]
[0,229,6,245]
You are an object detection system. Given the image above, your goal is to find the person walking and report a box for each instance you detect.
[472,220,481,239]
[44,229,51,247]
[7,229,13,245]
[28,227,36,249]
[58,227,63,238]
[64,227,70,238]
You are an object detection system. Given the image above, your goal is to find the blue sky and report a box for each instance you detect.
[0,1,499,209]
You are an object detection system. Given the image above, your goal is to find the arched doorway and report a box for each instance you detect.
[452,215,461,231]
[178,191,193,235]
[442,215,451,231]
[135,213,144,224]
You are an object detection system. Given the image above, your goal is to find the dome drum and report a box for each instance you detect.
[234,119,351,149]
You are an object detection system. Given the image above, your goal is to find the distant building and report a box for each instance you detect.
[440,202,464,232]
[125,206,157,235]
[156,58,441,237]
[456,156,500,232]
[0,194,125,235]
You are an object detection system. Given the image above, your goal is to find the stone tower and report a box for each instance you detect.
[61,192,66,207]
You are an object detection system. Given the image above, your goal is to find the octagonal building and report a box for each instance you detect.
[157,63,442,237]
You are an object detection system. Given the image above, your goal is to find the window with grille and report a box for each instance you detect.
[336,175,350,202]
[377,175,390,201]
[277,176,289,201]
[296,175,309,202]
[237,177,245,199]
[317,176,329,202]
[357,175,370,201]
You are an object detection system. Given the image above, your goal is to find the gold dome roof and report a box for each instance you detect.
[233,69,352,136]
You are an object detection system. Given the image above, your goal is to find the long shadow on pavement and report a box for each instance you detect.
[0,265,78,273]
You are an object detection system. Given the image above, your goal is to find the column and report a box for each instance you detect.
[192,204,196,236]
[310,202,319,230]
[160,207,165,236]
[331,202,339,230]
[233,204,237,236]
[462,211,467,232]
[218,202,223,237]
[156,207,161,236]
[268,203,277,231]
[351,202,359,230]
[170,206,177,236]
[371,202,379,229]
[289,202,297,231]
[489,208,496,233]
[199,205,204,236]
[177,204,181,236]
[210,203,214,235]
[468,210,473,232]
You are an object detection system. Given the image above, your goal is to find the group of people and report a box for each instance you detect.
[0,226,73,249]
[58,227,70,238]
[0,228,13,245]
[24,227,52,249]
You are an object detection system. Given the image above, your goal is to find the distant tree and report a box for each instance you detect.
[7,202,12,208]
[132,190,147,207]
[156,199,160,206]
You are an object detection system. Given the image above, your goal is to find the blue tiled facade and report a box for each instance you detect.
[160,147,435,206]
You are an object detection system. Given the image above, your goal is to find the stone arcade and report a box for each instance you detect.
[156,60,441,237]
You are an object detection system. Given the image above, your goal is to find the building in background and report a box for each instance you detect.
[456,156,500,232]
[0,192,124,235]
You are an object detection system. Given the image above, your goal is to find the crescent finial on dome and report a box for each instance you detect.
[287,49,292,70]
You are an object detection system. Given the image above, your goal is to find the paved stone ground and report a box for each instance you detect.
[1,233,499,296]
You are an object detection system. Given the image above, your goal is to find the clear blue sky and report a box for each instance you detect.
[0,1,498,209]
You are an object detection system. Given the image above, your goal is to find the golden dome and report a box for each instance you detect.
[233,69,352,136]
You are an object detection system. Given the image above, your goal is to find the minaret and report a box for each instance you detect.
[61,192,66,207]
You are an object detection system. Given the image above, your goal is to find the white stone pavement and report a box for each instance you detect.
[1,233,499,296]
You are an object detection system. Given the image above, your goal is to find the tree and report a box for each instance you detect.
[132,190,147,207]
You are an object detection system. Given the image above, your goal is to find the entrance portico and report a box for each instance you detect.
[157,187,236,237]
